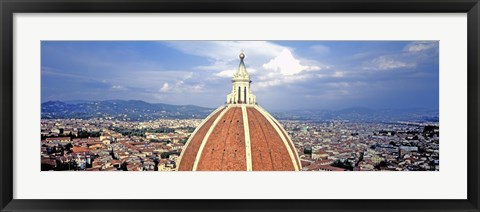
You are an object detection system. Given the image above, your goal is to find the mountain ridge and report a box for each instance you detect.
[41,100,439,122]
[41,100,214,121]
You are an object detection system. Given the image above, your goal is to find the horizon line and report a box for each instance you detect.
[41,99,439,112]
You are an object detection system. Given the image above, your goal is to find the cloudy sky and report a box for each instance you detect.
[41,41,439,112]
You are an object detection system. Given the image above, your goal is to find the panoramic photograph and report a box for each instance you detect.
[40,41,439,171]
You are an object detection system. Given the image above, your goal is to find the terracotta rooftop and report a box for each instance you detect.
[177,107,225,171]
[72,146,89,153]
[196,107,246,171]
[177,105,301,171]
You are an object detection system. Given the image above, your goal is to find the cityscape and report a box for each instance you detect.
[41,41,439,171]
[40,101,439,171]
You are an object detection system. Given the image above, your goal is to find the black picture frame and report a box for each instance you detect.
[1,0,479,211]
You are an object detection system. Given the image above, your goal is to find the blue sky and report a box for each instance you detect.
[41,41,439,112]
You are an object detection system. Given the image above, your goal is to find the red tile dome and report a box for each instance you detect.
[177,105,301,171]
[177,51,301,171]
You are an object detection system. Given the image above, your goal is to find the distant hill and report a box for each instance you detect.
[42,100,439,123]
[41,100,214,121]
[271,107,439,123]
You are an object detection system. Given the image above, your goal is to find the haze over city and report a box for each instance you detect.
[41,41,439,112]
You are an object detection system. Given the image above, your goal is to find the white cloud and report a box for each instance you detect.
[162,41,326,90]
[405,41,438,53]
[112,70,194,90]
[192,84,205,92]
[216,69,235,78]
[262,49,319,76]
[216,68,257,78]
[176,80,185,86]
[164,41,284,61]
[323,81,366,89]
[255,74,309,90]
[304,65,322,72]
[111,85,127,91]
[160,83,170,92]
[333,71,345,77]
[364,56,415,71]
[42,66,89,80]
[164,41,286,73]
[327,82,350,88]
[255,79,283,88]
[182,72,194,80]
[247,68,258,74]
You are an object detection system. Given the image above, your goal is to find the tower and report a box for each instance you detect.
[226,51,256,105]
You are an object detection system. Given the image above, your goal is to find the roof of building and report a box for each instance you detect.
[177,105,301,171]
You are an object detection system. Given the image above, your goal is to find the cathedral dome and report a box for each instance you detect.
[177,52,301,171]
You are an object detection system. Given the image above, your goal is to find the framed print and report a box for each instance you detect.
[1,0,480,211]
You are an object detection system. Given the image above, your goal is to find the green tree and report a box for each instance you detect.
[331,159,353,171]
[65,143,73,153]
[161,152,172,159]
